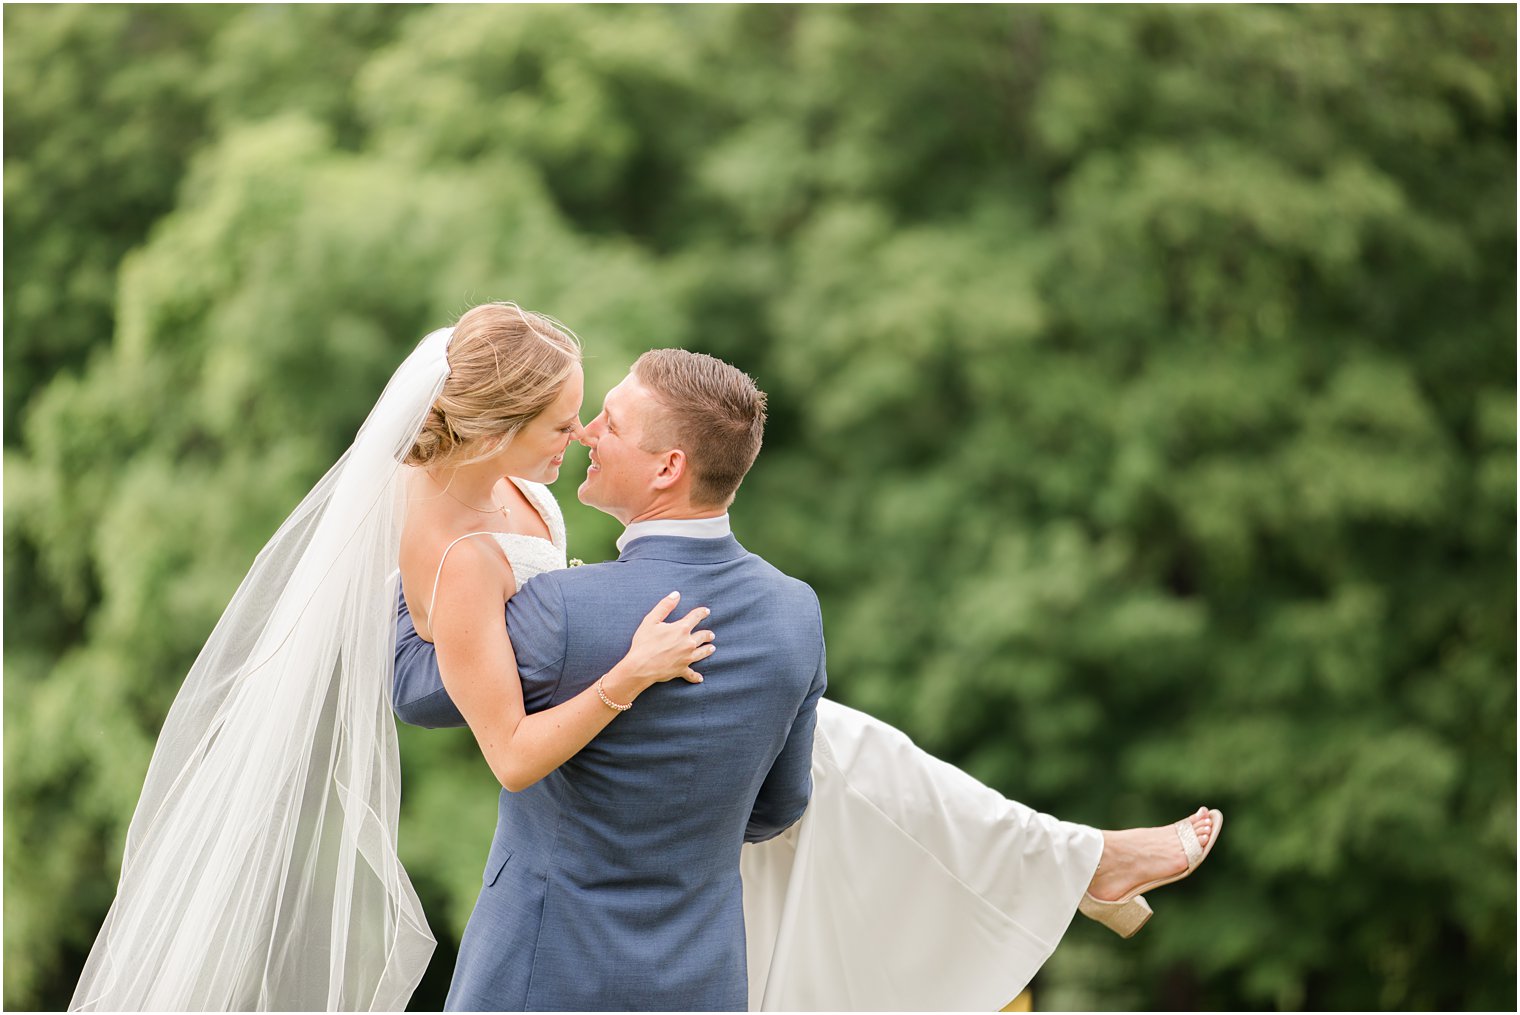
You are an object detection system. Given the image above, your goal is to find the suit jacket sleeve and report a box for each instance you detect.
[745,599,827,843]
[392,587,465,728]
[392,576,568,728]
[502,572,568,714]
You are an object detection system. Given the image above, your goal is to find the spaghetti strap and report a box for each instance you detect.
[428,531,503,618]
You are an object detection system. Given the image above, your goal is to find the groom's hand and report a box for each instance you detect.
[603,592,716,703]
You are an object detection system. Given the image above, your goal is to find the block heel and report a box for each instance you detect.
[1078,892,1154,938]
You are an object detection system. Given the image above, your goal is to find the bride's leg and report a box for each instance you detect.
[1086,806,1215,903]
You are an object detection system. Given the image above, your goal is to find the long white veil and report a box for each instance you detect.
[70,328,453,1011]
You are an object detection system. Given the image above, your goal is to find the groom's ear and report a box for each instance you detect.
[650,448,687,491]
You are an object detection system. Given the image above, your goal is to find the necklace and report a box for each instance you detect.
[431,474,512,519]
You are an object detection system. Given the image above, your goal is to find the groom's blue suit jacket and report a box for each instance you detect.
[392,534,826,1012]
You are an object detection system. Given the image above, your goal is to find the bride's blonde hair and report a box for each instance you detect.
[405,302,581,469]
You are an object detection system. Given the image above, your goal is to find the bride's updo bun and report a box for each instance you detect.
[405,302,582,469]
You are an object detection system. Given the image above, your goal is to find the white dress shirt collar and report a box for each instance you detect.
[616,514,732,554]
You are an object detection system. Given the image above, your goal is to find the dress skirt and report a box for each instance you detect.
[740,700,1104,1011]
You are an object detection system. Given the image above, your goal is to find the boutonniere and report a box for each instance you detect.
[568,558,585,567]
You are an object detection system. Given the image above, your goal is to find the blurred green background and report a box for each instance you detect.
[4,4,1515,1011]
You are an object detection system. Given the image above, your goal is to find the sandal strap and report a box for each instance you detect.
[1175,817,1204,869]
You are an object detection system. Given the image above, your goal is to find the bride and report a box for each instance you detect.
[72,303,1220,1012]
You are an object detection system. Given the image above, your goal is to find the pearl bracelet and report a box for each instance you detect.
[597,676,632,713]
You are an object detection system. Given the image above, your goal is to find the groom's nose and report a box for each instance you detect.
[580,415,604,447]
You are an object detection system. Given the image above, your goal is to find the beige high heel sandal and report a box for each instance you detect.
[1079,808,1223,938]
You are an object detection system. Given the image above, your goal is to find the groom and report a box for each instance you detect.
[392,349,827,1011]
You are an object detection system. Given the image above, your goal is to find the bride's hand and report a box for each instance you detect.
[605,592,715,701]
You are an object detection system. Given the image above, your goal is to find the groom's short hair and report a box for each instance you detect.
[632,349,767,508]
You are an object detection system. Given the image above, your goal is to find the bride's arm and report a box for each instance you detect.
[428,541,711,792]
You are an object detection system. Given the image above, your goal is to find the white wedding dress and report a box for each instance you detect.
[496,480,1104,1012]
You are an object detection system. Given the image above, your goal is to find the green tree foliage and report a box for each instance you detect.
[6,6,1514,1010]
[4,5,226,440]
[2,5,412,440]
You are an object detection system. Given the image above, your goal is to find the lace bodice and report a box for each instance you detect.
[493,478,568,585]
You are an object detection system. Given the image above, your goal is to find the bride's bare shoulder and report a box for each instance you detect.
[398,470,513,611]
